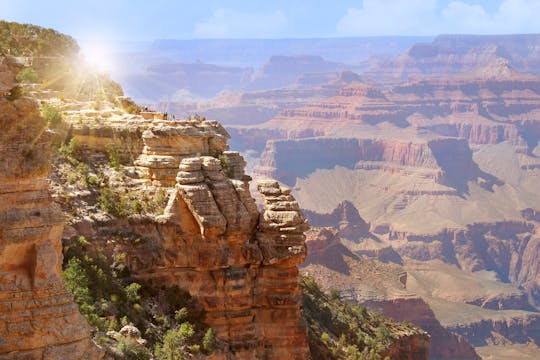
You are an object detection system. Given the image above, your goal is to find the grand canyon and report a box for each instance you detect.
[1,4,540,360]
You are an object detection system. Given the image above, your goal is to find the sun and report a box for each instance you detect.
[80,42,114,73]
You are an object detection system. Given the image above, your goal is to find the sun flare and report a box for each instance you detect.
[81,43,114,72]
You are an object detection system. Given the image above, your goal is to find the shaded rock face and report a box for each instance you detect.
[0,70,100,358]
[304,201,370,234]
[384,334,431,360]
[447,313,540,347]
[256,136,496,193]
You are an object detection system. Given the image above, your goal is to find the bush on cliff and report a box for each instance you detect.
[16,67,39,83]
[62,238,216,357]
[0,20,79,56]
[301,274,425,360]
[42,103,63,128]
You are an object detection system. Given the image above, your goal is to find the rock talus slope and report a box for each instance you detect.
[0,62,100,359]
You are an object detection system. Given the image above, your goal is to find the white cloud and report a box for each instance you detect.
[337,0,540,36]
[336,0,439,36]
[194,9,288,38]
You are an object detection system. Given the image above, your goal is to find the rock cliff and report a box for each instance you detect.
[0,61,100,359]
[56,113,311,358]
[1,44,311,358]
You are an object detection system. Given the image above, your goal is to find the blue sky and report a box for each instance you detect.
[1,0,540,42]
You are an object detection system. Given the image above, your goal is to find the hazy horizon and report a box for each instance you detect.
[2,0,540,43]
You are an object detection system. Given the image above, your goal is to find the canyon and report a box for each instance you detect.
[0,68,312,358]
[4,22,540,359]
[184,40,540,359]
[0,24,431,358]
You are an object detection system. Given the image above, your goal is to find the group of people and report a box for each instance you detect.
[140,106,176,120]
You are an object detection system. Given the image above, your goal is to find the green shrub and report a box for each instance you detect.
[105,143,121,170]
[125,283,142,303]
[329,288,341,300]
[42,103,63,128]
[174,307,189,323]
[154,325,193,360]
[202,328,216,354]
[16,67,39,83]
[118,336,151,360]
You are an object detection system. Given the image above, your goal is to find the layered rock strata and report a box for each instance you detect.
[123,138,310,358]
[0,73,100,358]
[255,136,496,192]
[134,120,229,185]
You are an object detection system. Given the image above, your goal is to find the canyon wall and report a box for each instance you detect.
[255,136,490,190]
[0,61,100,359]
[367,34,540,79]
[387,221,540,303]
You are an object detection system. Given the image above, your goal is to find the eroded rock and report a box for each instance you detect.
[0,62,101,359]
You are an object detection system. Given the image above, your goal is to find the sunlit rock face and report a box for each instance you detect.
[0,61,101,359]
[135,120,230,186]
[120,123,310,359]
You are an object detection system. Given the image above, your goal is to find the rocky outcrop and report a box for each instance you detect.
[134,119,229,185]
[149,171,308,359]
[384,334,431,360]
[103,122,310,359]
[0,72,100,358]
[304,201,370,233]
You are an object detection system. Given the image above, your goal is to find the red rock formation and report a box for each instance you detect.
[0,62,100,359]
[233,60,540,152]
[96,120,311,359]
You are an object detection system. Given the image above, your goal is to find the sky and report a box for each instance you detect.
[1,0,540,43]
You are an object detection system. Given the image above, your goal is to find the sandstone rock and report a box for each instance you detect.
[135,120,230,185]
[128,149,309,358]
[0,65,101,358]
